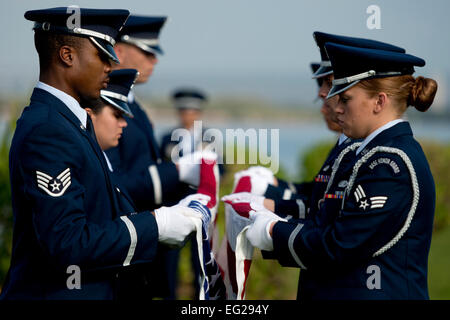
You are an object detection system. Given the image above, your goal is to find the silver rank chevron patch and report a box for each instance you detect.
[36,168,71,197]
[354,184,388,211]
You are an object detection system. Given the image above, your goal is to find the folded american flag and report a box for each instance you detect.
[216,175,255,300]
[187,200,225,300]
[188,156,226,300]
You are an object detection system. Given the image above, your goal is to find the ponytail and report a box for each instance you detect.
[407,76,438,112]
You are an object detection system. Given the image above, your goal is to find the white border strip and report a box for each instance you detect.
[120,216,137,266]
[288,182,297,194]
[333,70,403,85]
[101,90,129,103]
[296,199,306,219]
[148,165,162,205]
[121,35,159,46]
[73,27,116,45]
[282,189,292,200]
[288,224,307,269]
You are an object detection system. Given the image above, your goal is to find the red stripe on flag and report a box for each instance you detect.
[227,241,238,295]
[234,176,252,193]
[197,158,217,208]
[225,202,251,219]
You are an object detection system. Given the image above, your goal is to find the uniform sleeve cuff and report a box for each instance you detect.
[272,221,307,268]
[124,211,159,265]
[264,184,285,200]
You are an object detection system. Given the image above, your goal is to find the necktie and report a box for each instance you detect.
[86,115,97,141]
[85,115,120,218]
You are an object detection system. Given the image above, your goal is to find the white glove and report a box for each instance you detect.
[221,192,265,211]
[246,166,275,183]
[246,207,287,251]
[233,166,275,196]
[154,205,202,247]
[246,213,284,251]
[178,154,200,186]
[249,206,286,222]
[234,166,274,183]
[179,193,211,207]
[185,200,212,233]
[177,151,218,186]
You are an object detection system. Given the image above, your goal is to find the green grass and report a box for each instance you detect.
[428,226,450,299]
[245,251,299,300]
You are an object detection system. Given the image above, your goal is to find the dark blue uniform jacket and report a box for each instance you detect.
[1,88,158,300]
[272,122,435,300]
[106,100,180,211]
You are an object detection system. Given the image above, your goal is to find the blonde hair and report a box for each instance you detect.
[357,75,438,114]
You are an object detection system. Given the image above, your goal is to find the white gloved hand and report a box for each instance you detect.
[178,153,200,187]
[154,205,202,247]
[179,193,211,207]
[177,151,218,186]
[234,166,274,183]
[246,206,287,251]
[246,213,282,251]
[249,206,286,222]
[233,166,275,196]
[221,192,265,211]
[186,200,212,236]
[246,166,275,183]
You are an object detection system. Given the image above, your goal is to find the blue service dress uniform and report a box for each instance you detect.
[272,121,435,299]
[1,88,159,300]
[105,96,184,299]
[106,98,180,211]
[106,156,164,300]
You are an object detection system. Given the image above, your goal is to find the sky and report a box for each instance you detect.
[1,0,449,106]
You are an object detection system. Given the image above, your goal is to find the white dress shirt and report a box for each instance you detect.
[338,133,349,145]
[36,81,115,171]
[36,81,87,127]
[356,119,405,155]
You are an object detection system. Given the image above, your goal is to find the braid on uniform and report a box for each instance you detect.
[344,146,420,257]
[324,142,362,196]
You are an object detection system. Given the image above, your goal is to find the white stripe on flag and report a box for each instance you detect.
[235,226,254,300]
